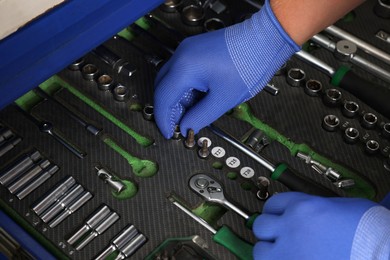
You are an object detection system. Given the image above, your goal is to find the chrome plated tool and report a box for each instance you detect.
[189,174,251,220]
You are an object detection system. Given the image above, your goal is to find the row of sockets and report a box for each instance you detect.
[0,150,59,200]
[0,125,22,158]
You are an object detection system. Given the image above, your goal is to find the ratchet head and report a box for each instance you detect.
[189,174,227,203]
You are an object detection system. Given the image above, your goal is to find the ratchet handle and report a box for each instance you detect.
[271,163,338,197]
[213,225,254,260]
[332,66,390,118]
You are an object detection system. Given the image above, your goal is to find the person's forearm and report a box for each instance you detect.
[271,0,365,45]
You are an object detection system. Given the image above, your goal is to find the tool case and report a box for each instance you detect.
[0,0,390,259]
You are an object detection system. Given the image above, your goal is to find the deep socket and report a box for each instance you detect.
[116,233,147,259]
[32,176,76,216]
[0,150,41,186]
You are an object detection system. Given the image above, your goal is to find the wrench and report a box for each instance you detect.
[189,174,252,220]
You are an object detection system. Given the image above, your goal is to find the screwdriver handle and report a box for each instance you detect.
[213,225,254,260]
[331,66,390,118]
[271,163,338,197]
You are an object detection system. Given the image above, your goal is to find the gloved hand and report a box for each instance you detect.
[154,0,300,138]
[253,192,390,260]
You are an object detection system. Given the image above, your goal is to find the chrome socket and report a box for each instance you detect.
[362,113,378,129]
[342,101,359,118]
[374,0,390,18]
[287,68,306,87]
[322,115,340,132]
[382,123,390,139]
[96,166,126,193]
[112,84,129,102]
[203,18,225,32]
[81,64,99,81]
[160,0,182,12]
[365,140,380,155]
[344,127,360,144]
[256,176,270,200]
[68,58,85,71]
[304,79,323,97]
[181,5,205,26]
[323,88,342,107]
[142,105,154,121]
[97,74,114,91]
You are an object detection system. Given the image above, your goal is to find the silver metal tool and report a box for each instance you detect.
[142,105,154,121]
[324,25,390,65]
[7,159,50,194]
[97,74,114,91]
[68,58,85,71]
[0,136,22,157]
[184,129,196,149]
[334,179,355,189]
[264,83,279,96]
[344,127,360,144]
[181,5,205,26]
[67,205,111,245]
[0,150,41,186]
[256,176,270,200]
[365,140,380,155]
[92,45,136,77]
[34,88,101,136]
[82,64,100,81]
[342,101,360,118]
[296,152,341,181]
[160,0,183,12]
[322,115,340,132]
[16,164,59,200]
[96,166,126,193]
[362,113,378,129]
[376,30,390,44]
[304,79,323,97]
[0,128,13,144]
[311,34,390,83]
[189,174,251,220]
[32,176,76,216]
[287,68,306,87]
[382,123,390,139]
[209,124,275,172]
[40,184,84,223]
[198,139,210,159]
[75,211,120,250]
[39,121,86,158]
[203,18,225,32]
[323,88,342,107]
[112,84,128,102]
[115,233,147,260]
[49,191,93,228]
[95,225,138,260]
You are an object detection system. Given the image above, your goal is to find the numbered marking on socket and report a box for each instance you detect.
[240,167,255,179]
[226,157,240,168]
[211,147,226,158]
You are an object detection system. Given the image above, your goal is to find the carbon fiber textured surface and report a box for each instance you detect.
[0,0,390,259]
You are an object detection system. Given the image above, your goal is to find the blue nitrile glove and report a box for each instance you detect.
[154,0,300,138]
[253,192,390,260]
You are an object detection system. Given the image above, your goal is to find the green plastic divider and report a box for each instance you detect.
[231,103,376,199]
[331,65,350,87]
[103,137,158,178]
[39,76,154,147]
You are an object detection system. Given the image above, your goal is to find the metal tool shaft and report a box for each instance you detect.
[0,151,41,185]
[325,25,390,65]
[208,124,276,172]
[115,233,147,260]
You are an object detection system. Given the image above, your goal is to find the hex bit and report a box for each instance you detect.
[16,164,59,200]
[0,150,41,186]
[34,88,101,136]
[32,176,76,216]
